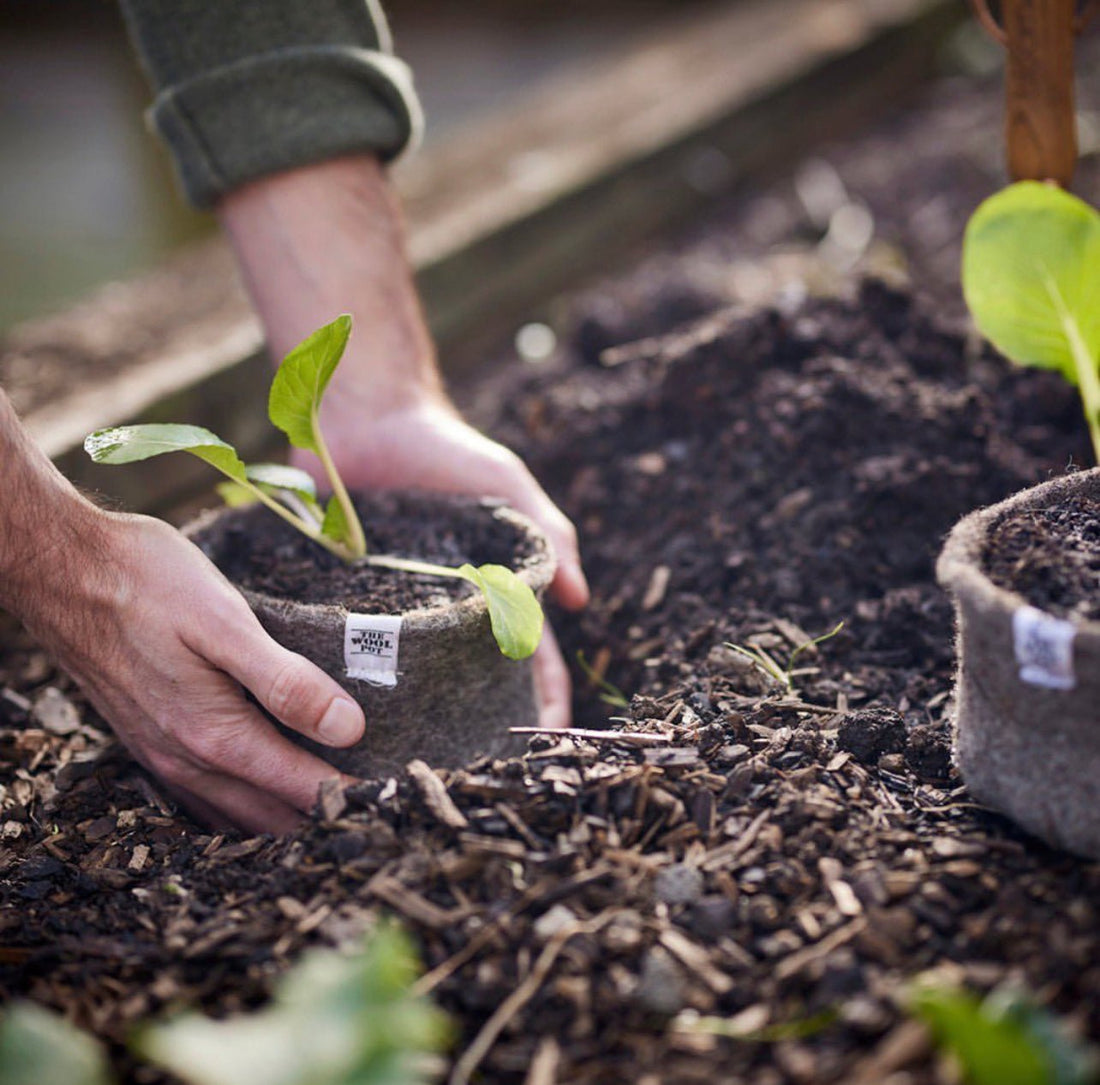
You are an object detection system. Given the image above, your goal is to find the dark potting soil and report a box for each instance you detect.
[983,493,1100,622]
[10,46,1100,1085]
[3,280,1099,1085]
[194,491,540,613]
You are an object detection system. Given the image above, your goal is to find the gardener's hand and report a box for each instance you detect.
[218,154,588,729]
[308,395,584,730]
[14,508,364,834]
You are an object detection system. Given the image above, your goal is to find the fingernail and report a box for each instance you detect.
[318,699,363,746]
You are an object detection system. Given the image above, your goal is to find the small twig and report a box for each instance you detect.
[510,727,671,747]
[412,865,612,998]
[771,699,839,716]
[406,759,469,830]
[448,913,615,1085]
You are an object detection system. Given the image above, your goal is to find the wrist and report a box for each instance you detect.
[1,485,117,634]
[218,155,444,410]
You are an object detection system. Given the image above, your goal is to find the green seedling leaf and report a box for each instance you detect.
[576,650,630,708]
[0,1001,112,1085]
[84,424,246,482]
[457,563,543,660]
[216,481,258,508]
[963,181,1100,382]
[911,983,1096,1085]
[321,495,355,549]
[787,620,845,672]
[244,463,317,500]
[136,925,449,1085]
[268,315,352,454]
[245,464,324,524]
[267,315,365,558]
[963,181,1100,461]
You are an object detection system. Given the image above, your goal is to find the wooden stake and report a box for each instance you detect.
[974,0,1079,185]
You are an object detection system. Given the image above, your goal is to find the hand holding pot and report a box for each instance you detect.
[19,514,364,835]
[302,397,585,730]
[218,155,589,729]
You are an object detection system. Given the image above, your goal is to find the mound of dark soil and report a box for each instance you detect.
[3,278,1099,1085]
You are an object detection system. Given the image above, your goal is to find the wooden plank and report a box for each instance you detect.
[0,0,961,510]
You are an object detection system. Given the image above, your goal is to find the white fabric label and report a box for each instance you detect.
[344,613,403,687]
[1012,605,1076,690]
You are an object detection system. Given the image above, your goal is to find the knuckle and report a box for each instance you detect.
[182,721,243,768]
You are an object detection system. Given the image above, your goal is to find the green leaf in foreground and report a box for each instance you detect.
[267,315,352,454]
[0,1002,112,1085]
[457,563,543,660]
[136,926,449,1085]
[84,424,246,482]
[911,983,1096,1085]
[962,181,1100,460]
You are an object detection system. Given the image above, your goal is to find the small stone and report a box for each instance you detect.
[688,896,736,940]
[634,948,686,1015]
[128,845,151,873]
[32,687,80,736]
[655,863,705,906]
[533,904,578,942]
[878,752,906,773]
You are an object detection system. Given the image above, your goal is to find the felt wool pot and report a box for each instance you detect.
[936,467,1100,858]
[186,492,555,779]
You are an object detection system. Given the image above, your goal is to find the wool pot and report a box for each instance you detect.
[186,491,555,779]
[936,467,1100,858]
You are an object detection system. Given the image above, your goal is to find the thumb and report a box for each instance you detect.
[208,622,366,749]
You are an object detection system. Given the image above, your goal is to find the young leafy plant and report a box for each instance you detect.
[0,1001,111,1085]
[0,927,449,1085]
[84,315,543,660]
[910,981,1096,1085]
[136,924,450,1085]
[725,621,844,695]
[962,180,1100,462]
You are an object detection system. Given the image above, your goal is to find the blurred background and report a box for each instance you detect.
[0,0,720,335]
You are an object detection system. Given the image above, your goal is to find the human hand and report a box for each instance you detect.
[294,396,587,729]
[217,156,588,729]
[21,512,365,833]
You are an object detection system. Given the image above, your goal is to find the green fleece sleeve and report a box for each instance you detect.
[118,0,423,208]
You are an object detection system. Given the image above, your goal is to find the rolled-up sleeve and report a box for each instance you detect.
[118,0,423,208]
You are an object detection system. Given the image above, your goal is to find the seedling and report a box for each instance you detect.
[84,316,543,660]
[575,649,630,708]
[910,981,1096,1085]
[725,621,844,695]
[0,926,449,1085]
[963,180,1100,462]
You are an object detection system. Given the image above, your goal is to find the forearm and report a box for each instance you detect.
[0,390,111,622]
[217,153,445,417]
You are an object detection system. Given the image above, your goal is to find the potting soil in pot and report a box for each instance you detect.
[983,492,1100,622]
[208,490,542,612]
[10,46,1100,1084]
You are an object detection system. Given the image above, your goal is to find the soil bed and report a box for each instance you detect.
[6,48,1100,1085]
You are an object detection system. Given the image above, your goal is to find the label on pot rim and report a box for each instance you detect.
[344,613,403,687]
[1012,605,1076,690]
